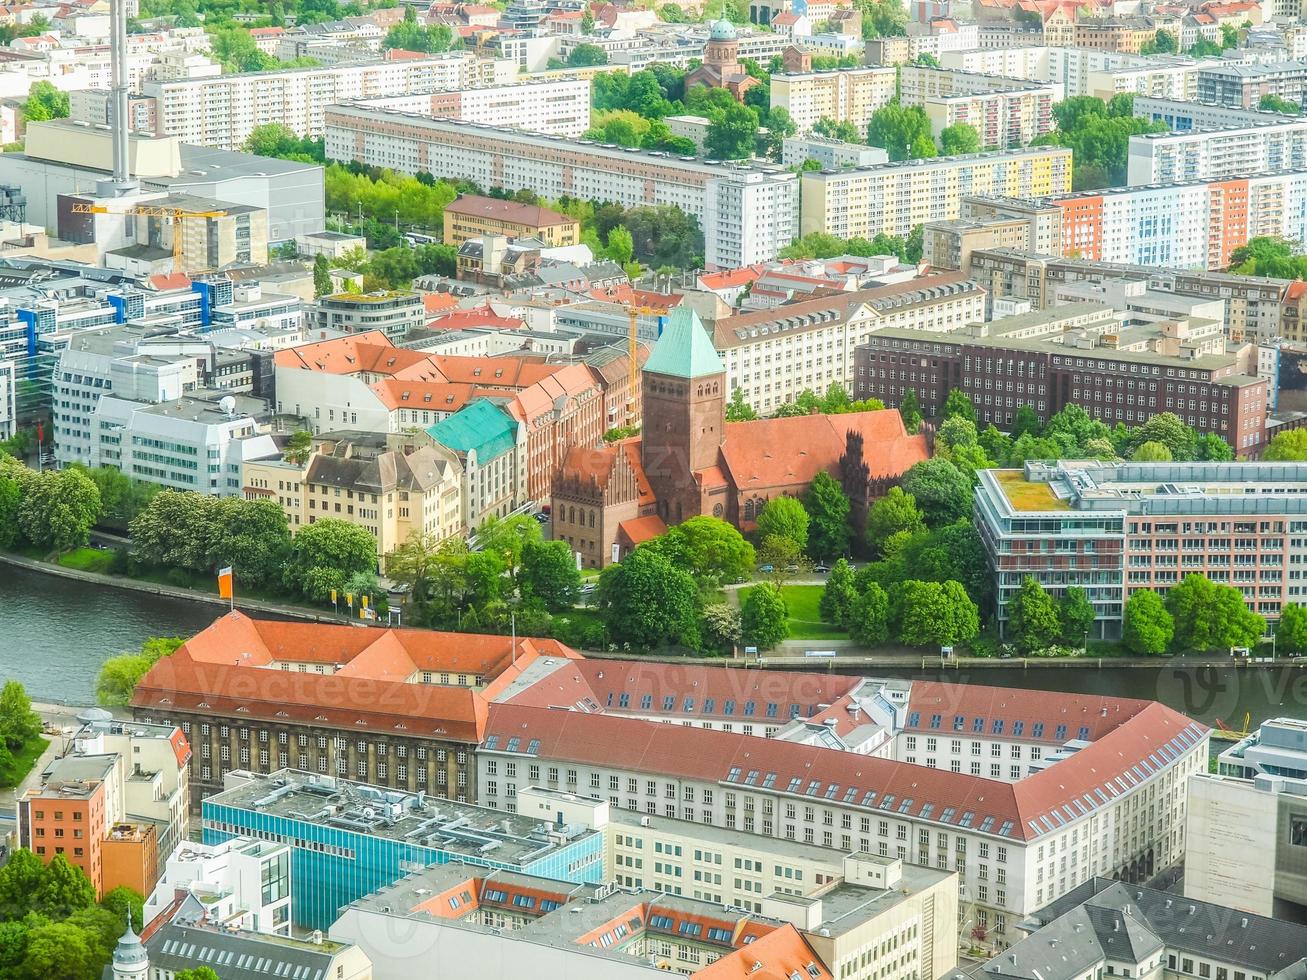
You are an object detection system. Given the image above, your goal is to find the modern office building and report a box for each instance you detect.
[311,291,425,342]
[482,665,1209,946]
[798,147,1072,240]
[202,768,605,930]
[769,67,897,134]
[142,54,514,149]
[965,879,1307,980]
[323,107,799,269]
[143,836,294,935]
[974,460,1307,639]
[346,77,591,138]
[1127,119,1307,185]
[898,66,1057,147]
[130,610,580,807]
[1049,169,1307,270]
[853,303,1269,450]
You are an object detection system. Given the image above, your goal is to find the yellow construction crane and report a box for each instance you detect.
[71,201,227,275]
[621,304,660,426]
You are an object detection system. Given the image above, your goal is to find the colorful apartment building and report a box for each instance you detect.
[899,65,1057,147]
[770,66,897,133]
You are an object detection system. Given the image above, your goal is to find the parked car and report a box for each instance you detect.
[813,563,830,573]
[757,564,775,573]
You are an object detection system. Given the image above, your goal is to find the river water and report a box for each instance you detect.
[3,563,1307,728]
[0,565,220,703]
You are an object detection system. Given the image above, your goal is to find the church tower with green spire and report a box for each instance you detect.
[640,306,726,524]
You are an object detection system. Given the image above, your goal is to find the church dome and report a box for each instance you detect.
[709,18,737,41]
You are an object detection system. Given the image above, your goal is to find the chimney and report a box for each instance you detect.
[99,0,138,197]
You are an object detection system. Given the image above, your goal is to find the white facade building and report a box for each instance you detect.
[143,837,293,936]
[0,358,14,439]
[942,46,1201,101]
[324,108,799,269]
[350,77,592,138]
[770,67,897,134]
[143,54,516,149]
[1127,118,1307,184]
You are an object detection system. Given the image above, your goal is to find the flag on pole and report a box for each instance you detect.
[217,566,233,600]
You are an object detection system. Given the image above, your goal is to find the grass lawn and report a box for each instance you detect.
[0,735,50,789]
[742,584,847,641]
[57,547,115,574]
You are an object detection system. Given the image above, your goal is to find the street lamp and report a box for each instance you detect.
[1083,629,1089,657]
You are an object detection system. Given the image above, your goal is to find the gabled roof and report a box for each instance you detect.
[696,924,833,980]
[642,305,724,379]
[427,398,518,463]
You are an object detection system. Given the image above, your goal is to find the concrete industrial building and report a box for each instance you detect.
[973,461,1306,639]
[323,108,799,270]
[799,147,1072,240]
[0,120,325,242]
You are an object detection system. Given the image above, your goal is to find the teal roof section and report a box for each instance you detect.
[643,306,725,380]
[427,398,516,465]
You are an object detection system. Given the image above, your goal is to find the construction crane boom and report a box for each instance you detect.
[622,304,659,427]
[70,201,226,274]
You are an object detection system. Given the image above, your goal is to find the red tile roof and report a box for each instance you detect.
[697,925,833,980]
[698,264,767,291]
[904,680,1150,743]
[617,514,666,546]
[423,293,460,315]
[721,410,928,492]
[445,194,577,229]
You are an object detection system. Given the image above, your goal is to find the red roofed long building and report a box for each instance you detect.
[552,306,928,566]
[130,610,581,806]
[479,662,1210,946]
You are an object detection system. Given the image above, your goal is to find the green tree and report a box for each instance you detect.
[893,579,979,647]
[898,389,922,434]
[0,474,18,549]
[1166,574,1265,652]
[901,458,971,528]
[597,546,700,649]
[653,516,755,583]
[867,101,936,162]
[605,225,635,265]
[1122,590,1173,655]
[1006,576,1061,653]
[209,497,292,592]
[475,514,542,583]
[705,102,759,160]
[856,0,907,38]
[0,848,45,914]
[939,121,981,154]
[1195,433,1234,461]
[1127,412,1196,460]
[759,105,797,161]
[1264,428,1307,461]
[819,558,858,626]
[568,43,608,66]
[741,582,789,649]
[18,468,101,553]
[1260,93,1298,113]
[700,602,741,653]
[1011,404,1041,440]
[756,533,803,577]
[283,519,376,598]
[1277,603,1307,653]
[864,486,925,555]
[23,80,69,122]
[519,539,582,611]
[726,388,758,421]
[1132,440,1173,462]
[848,581,889,645]
[812,116,861,143]
[176,969,224,980]
[803,471,851,559]
[382,15,454,53]
[1139,28,1177,54]
[0,680,40,752]
[941,387,977,423]
[94,638,184,708]
[33,854,95,919]
[243,123,325,163]
[284,429,314,466]
[19,919,101,980]
[1058,587,1096,648]
[756,495,811,553]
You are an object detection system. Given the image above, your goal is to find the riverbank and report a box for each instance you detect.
[0,551,329,623]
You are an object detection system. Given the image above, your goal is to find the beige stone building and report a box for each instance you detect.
[443,194,580,248]
[242,431,463,569]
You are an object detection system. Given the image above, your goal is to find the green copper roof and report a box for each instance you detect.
[643,306,725,380]
[427,399,516,464]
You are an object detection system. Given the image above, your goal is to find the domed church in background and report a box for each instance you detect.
[685,18,760,101]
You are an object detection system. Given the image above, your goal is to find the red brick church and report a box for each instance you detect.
[551,307,928,567]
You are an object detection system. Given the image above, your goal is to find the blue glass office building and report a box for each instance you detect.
[202,770,604,931]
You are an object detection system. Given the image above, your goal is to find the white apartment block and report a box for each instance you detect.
[1127,119,1307,185]
[323,108,799,269]
[942,46,1200,101]
[799,146,1073,240]
[770,67,897,135]
[143,54,515,149]
[781,136,888,169]
[480,672,1211,946]
[346,77,592,138]
[713,273,987,415]
[1132,95,1302,130]
[899,65,1057,147]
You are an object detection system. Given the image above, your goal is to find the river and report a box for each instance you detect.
[0,564,220,703]
[3,563,1307,728]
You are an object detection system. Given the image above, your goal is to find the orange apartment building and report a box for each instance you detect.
[101,823,160,897]
[19,762,110,896]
